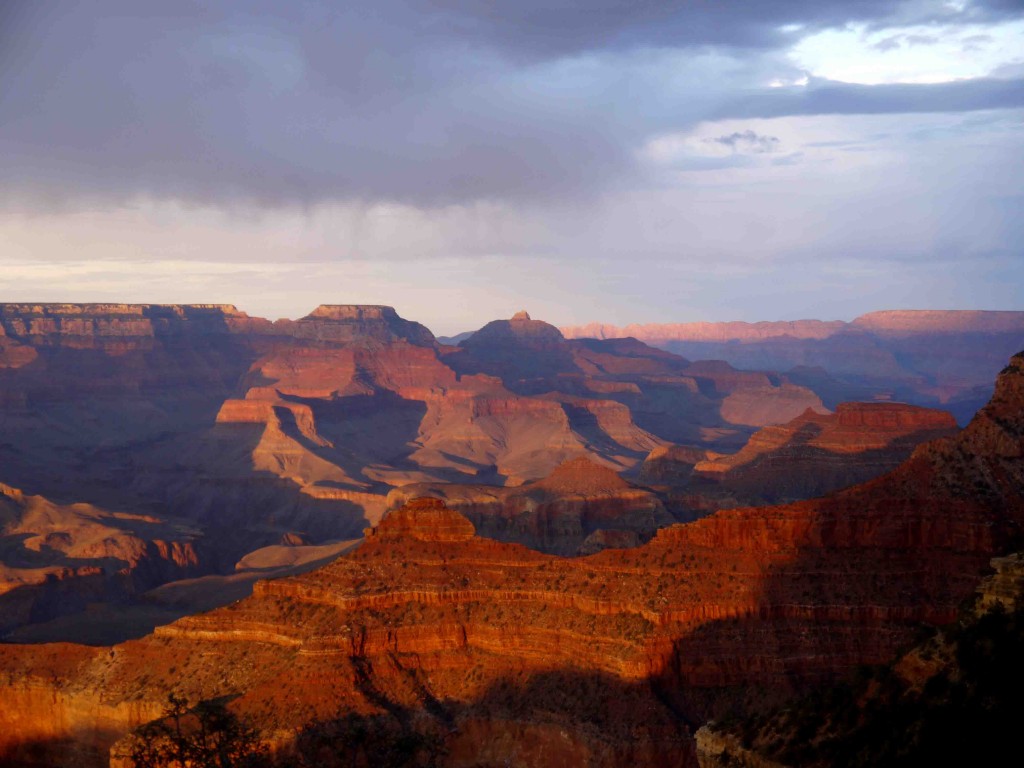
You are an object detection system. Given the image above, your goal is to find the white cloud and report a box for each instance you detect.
[790,19,1024,84]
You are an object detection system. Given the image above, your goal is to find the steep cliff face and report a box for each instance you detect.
[1,351,1021,767]
[0,303,266,344]
[851,309,1024,335]
[0,302,435,349]
[0,304,261,407]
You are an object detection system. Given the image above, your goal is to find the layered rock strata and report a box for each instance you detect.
[0,302,1006,647]
[0,351,1021,766]
[696,544,1024,768]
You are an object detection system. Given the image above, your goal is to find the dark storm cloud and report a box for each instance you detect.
[0,1,637,207]
[1,0,1022,209]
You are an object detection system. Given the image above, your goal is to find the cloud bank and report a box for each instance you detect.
[0,0,1021,330]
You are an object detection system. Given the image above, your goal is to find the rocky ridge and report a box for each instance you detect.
[696,546,1024,768]
[563,310,1024,344]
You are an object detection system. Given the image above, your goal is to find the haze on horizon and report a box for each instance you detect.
[1,0,1022,335]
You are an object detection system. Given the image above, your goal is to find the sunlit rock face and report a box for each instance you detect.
[0,352,1020,768]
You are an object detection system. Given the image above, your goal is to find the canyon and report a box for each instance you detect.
[0,304,976,639]
[0,303,836,639]
[0,349,1021,767]
[8,3,1024,765]
[0,302,1021,766]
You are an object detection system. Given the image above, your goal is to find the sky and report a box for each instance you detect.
[1,1,1022,335]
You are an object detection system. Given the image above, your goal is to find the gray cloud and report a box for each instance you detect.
[873,32,941,51]
[707,130,781,153]
[0,0,1023,211]
[962,32,995,51]
[873,35,903,52]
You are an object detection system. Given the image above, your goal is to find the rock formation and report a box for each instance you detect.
[387,457,676,555]
[450,314,826,443]
[562,310,1024,424]
[0,303,822,513]
[638,444,709,485]
[364,496,477,542]
[274,304,436,346]
[696,547,1024,768]
[0,350,1020,768]
[689,401,959,503]
[0,302,1003,646]
[0,482,202,637]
